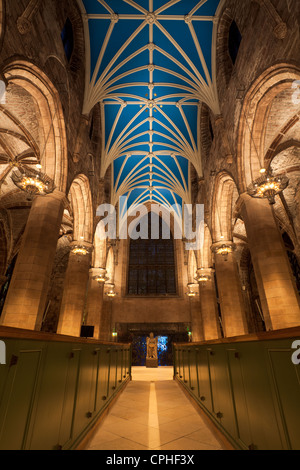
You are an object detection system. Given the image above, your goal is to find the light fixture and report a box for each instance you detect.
[195,271,211,284]
[106,284,117,298]
[185,283,198,298]
[11,165,55,196]
[212,242,236,261]
[71,237,91,256]
[247,168,289,205]
[93,269,109,284]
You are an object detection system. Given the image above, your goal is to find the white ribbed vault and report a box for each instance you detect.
[77,0,223,212]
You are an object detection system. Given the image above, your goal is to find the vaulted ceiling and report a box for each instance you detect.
[78,0,223,213]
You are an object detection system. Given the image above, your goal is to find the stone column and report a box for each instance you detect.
[0,190,65,330]
[85,268,106,339]
[187,283,203,343]
[100,296,113,342]
[212,242,248,338]
[196,268,221,341]
[57,242,92,337]
[239,194,300,330]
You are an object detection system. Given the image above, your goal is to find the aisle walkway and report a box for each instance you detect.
[85,367,226,451]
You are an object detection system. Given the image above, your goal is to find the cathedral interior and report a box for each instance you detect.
[0,0,299,452]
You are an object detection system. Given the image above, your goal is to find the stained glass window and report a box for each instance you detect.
[128,213,176,296]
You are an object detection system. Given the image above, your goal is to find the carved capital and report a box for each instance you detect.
[17,17,32,35]
[17,0,42,35]
[255,0,287,39]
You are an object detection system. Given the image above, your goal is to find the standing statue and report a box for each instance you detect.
[146,333,158,367]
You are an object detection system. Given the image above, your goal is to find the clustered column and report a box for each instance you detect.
[239,194,300,330]
[0,190,65,330]
[57,241,92,337]
[212,242,249,338]
[196,268,221,341]
[85,268,107,339]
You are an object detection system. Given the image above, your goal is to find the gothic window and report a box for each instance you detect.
[128,213,177,296]
[228,20,242,65]
[61,18,74,62]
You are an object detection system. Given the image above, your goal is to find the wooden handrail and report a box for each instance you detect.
[174,326,300,347]
[0,326,131,347]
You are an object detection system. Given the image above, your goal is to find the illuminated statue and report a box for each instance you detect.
[146,332,158,359]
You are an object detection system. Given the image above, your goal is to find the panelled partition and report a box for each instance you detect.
[173,328,300,451]
[0,327,132,450]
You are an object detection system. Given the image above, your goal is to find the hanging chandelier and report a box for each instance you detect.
[247,169,289,205]
[11,165,55,196]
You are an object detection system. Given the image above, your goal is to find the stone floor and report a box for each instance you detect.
[85,367,226,451]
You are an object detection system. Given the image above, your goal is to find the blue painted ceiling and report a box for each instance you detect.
[79,0,222,212]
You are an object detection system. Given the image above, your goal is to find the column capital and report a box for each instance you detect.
[195,268,215,284]
[90,267,109,283]
[70,240,93,257]
[196,267,215,276]
[211,240,235,252]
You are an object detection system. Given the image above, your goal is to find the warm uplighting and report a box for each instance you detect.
[195,274,210,283]
[93,271,109,284]
[216,245,233,257]
[106,284,117,298]
[212,243,236,261]
[186,283,198,298]
[247,169,289,205]
[11,166,55,196]
[195,268,211,283]
[71,237,90,256]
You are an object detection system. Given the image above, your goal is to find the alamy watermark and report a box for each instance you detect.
[96,198,205,251]
[0,79,6,104]
[0,341,6,365]
[292,80,300,105]
[291,340,300,366]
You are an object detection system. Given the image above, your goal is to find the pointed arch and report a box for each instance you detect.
[68,174,93,243]
[212,172,239,242]
[2,60,68,192]
[237,63,300,192]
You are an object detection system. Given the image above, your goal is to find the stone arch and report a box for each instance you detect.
[68,174,93,243]
[237,63,300,192]
[212,172,240,242]
[2,60,68,193]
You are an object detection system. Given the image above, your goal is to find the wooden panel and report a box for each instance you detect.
[0,348,42,450]
[268,349,300,450]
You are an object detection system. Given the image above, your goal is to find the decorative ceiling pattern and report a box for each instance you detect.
[78,0,223,213]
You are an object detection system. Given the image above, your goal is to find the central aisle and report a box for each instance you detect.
[85,367,226,451]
